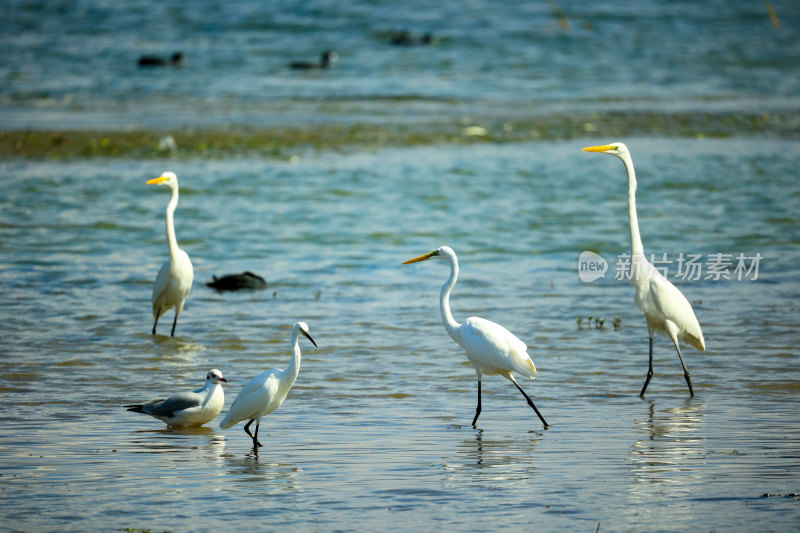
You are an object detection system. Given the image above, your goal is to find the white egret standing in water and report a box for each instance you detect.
[147,171,194,336]
[403,246,548,428]
[583,142,705,397]
[219,322,317,448]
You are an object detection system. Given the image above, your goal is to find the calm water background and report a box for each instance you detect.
[2,0,800,128]
[1,1,800,532]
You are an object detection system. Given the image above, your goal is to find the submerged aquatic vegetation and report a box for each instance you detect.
[1,109,797,160]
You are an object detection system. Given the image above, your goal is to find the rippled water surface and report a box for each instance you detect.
[2,0,800,531]
[2,139,799,531]
[2,0,799,127]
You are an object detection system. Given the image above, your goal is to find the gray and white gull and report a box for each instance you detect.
[125,369,227,427]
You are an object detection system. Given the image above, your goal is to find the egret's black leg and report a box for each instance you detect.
[512,380,548,429]
[170,311,179,337]
[244,419,257,446]
[471,380,482,426]
[152,307,161,335]
[674,341,694,398]
[639,337,654,398]
[253,422,263,447]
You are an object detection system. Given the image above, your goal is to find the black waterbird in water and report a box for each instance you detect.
[206,271,267,291]
[289,50,338,70]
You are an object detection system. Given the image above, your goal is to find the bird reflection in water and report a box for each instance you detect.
[629,399,707,489]
[130,426,226,458]
[222,452,305,491]
[148,335,207,360]
[440,428,542,488]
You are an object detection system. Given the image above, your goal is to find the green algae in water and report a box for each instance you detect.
[1,109,797,160]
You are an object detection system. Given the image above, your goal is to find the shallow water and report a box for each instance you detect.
[1,138,799,531]
[1,0,799,129]
[2,0,800,531]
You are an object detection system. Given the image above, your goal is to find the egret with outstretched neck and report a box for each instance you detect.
[147,171,193,337]
[403,246,548,428]
[583,142,705,397]
[219,322,317,448]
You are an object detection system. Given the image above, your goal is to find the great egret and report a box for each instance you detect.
[403,246,548,428]
[583,142,705,398]
[206,271,267,291]
[219,322,317,448]
[124,369,227,427]
[147,171,194,337]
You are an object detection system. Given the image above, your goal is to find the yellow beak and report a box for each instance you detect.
[582,144,615,152]
[146,176,169,185]
[403,251,438,264]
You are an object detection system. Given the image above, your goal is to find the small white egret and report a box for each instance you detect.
[219,322,317,448]
[403,246,548,428]
[147,171,194,336]
[583,142,705,397]
[124,369,227,427]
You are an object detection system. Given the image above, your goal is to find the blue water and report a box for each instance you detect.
[1,0,799,128]
[1,2,800,532]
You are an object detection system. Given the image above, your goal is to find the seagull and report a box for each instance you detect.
[125,369,227,427]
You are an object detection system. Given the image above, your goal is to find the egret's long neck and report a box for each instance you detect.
[622,154,645,257]
[165,185,180,262]
[284,330,302,387]
[440,255,462,343]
